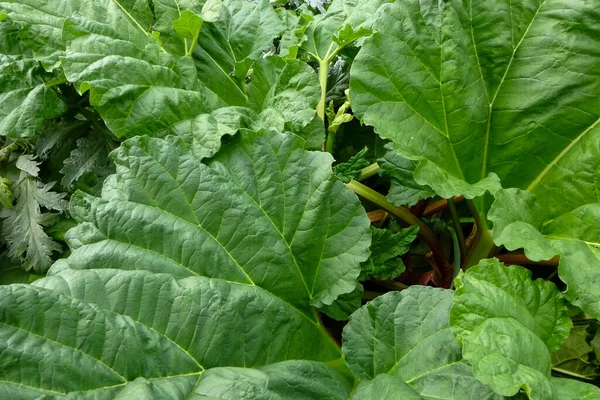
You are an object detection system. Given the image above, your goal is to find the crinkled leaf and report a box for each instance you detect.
[0,20,66,138]
[551,377,600,400]
[61,0,224,138]
[452,260,579,398]
[301,0,391,61]
[489,188,600,319]
[359,225,418,281]
[194,360,353,399]
[0,176,12,208]
[0,0,82,70]
[191,0,284,105]
[350,0,600,205]
[333,147,369,183]
[246,56,321,133]
[342,286,499,399]
[63,131,370,310]
[172,10,203,39]
[451,259,571,351]
[552,325,600,381]
[276,9,311,59]
[378,148,435,207]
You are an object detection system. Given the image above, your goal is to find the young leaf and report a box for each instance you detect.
[451,260,599,398]
[62,131,371,310]
[378,148,436,207]
[342,286,500,398]
[451,259,571,351]
[60,135,112,188]
[333,147,369,183]
[350,0,600,207]
[359,225,418,281]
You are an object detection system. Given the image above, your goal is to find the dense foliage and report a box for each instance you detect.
[0,0,599,398]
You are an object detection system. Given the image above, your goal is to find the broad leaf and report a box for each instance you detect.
[350,0,600,206]
[194,361,353,399]
[552,325,600,381]
[63,131,371,310]
[451,260,598,399]
[61,0,224,138]
[351,374,422,400]
[60,134,113,188]
[342,286,499,399]
[0,268,345,398]
[0,0,82,70]
[0,20,66,138]
[451,258,571,351]
[489,188,600,319]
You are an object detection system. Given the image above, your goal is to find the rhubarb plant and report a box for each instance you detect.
[0,0,599,398]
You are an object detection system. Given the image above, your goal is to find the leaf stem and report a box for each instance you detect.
[346,180,449,285]
[317,59,329,122]
[187,24,202,57]
[463,199,495,268]
[496,252,559,267]
[358,163,379,181]
[447,197,467,262]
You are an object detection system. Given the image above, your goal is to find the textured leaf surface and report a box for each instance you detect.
[0,0,81,69]
[0,20,65,138]
[342,286,499,399]
[452,260,580,398]
[350,0,600,206]
[194,361,353,399]
[551,325,600,381]
[0,268,343,398]
[489,188,600,319]
[351,374,422,400]
[63,131,371,311]
[61,0,224,138]
[378,148,435,207]
[451,259,571,351]
[359,225,418,281]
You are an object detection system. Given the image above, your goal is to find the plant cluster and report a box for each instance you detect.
[0,0,599,398]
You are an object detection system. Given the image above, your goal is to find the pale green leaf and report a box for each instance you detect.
[172,10,203,39]
[342,286,500,399]
[319,282,363,321]
[0,176,11,208]
[60,135,112,188]
[451,259,571,351]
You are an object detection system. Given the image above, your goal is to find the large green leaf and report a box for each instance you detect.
[451,258,571,351]
[342,286,500,399]
[0,20,65,138]
[62,131,370,311]
[350,0,600,207]
[0,268,346,398]
[61,0,224,138]
[193,361,354,399]
[452,260,600,399]
[489,188,600,319]
[0,0,81,70]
